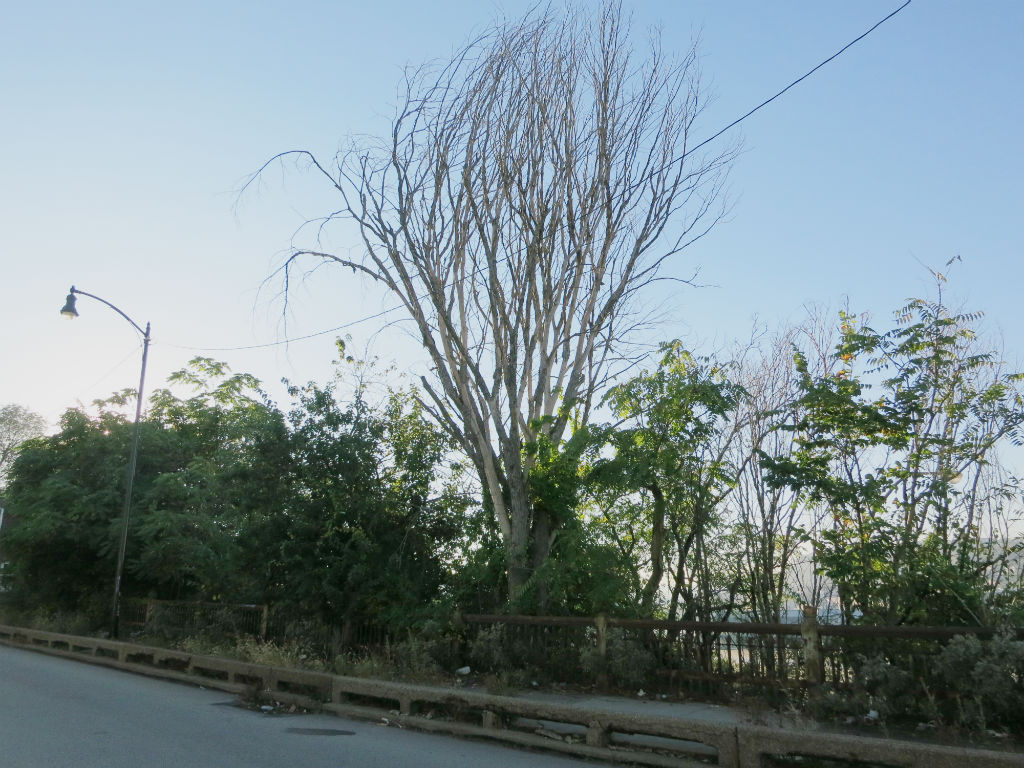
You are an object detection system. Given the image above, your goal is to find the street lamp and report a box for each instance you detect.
[60,286,151,639]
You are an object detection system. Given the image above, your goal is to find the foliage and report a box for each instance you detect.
[585,341,746,619]
[762,276,1024,625]
[465,623,568,682]
[579,627,657,690]
[3,408,159,613]
[175,634,327,672]
[501,423,642,616]
[812,631,1024,738]
[0,403,47,488]
[3,349,477,640]
[932,631,1024,733]
[729,325,822,624]
[6,273,1024,736]
[2,361,289,615]
[247,360,472,640]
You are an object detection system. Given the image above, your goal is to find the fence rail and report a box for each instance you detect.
[111,600,1022,697]
[121,599,268,639]
[460,612,1023,694]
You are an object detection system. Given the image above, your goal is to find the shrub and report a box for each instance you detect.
[235,636,326,671]
[812,631,1024,738]
[579,628,657,690]
[931,631,1024,734]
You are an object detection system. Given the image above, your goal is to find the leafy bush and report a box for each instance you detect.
[177,635,234,659]
[331,635,452,683]
[467,624,563,681]
[235,636,326,670]
[579,628,657,690]
[812,631,1024,737]
[176,634,326,671]
[930,631,1024,734]
[0,601,106,637]
[467,625,516,671]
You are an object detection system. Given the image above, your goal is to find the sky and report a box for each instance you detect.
[2,1,1022,429]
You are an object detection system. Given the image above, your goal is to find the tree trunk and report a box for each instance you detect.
[531,516,550,612]
[640,484,666,617]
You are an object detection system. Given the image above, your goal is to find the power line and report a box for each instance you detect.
[683,1,911,161]
[81,343,145,393]
[166,1,911,355]
[163,305,402,352]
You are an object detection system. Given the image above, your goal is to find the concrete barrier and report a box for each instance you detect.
[2,624,1021,768]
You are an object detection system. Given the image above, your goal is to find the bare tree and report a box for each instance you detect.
[730,323,827,626]
[258,2,734,599]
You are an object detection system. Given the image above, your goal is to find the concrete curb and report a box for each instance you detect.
[2,624,1021,767]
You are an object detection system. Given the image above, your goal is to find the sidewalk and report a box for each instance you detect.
[492,688,754,762]
[513,688,752,724]
[495,683,1020,755]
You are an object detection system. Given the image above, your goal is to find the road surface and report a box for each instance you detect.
[0,644,598,768]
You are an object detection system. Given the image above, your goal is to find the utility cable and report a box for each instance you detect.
[682,1,911,161]
[163,305,400,352]
[80,342,146,394]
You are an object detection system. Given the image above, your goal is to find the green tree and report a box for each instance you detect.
[587,342,745,619]
[499,423,638,615]
[763,277,1024,625]
[3,408,145,614]
[143,358,291,600]
[2,359,289,615]
[253,371,471,645]
[0,403,46,489]
[730,318,837,625]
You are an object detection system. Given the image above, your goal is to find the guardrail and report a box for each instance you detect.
[2,623,1021,768]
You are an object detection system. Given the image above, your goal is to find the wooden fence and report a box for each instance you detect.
[460,610,1023,694]
[114,600,1022,697]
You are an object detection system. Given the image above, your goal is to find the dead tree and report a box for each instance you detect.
[260,2,734,601]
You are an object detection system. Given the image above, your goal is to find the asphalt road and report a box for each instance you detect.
[0,644,597,768]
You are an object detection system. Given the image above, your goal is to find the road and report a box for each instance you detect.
[0,644,598,768]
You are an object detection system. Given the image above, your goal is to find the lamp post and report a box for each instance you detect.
[60,286,151,639]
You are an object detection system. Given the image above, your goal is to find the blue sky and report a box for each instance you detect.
[2,1,1022,426]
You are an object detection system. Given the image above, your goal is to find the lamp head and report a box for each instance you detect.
[60,288,79,319]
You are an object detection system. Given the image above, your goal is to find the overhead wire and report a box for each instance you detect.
[162,305,400,352]
[681,0,911,162]
[77,342,146,396]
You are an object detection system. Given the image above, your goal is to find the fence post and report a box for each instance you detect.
[595,613,609,692]
[800,605,823,688]
[259,605,268,640]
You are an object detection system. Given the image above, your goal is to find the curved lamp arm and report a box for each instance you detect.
[61,286,148,338]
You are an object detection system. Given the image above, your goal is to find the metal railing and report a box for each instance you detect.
[120,599,268,639]
[114,600,1022,698]
[459,612,1023,695]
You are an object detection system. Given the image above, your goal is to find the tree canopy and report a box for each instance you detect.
[0,403,46,489]
[763,276,1024,625]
